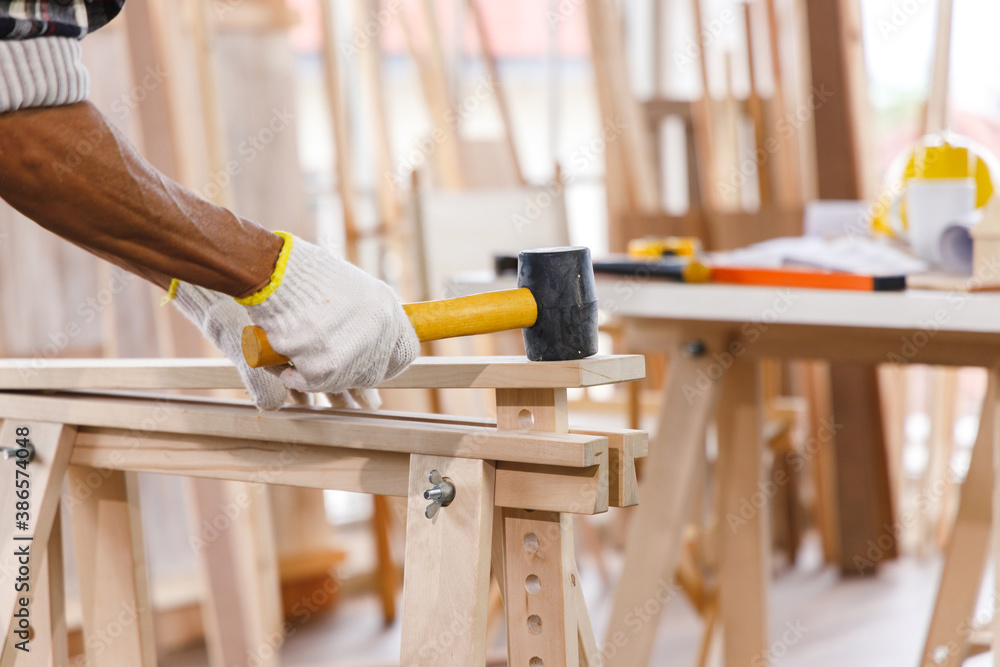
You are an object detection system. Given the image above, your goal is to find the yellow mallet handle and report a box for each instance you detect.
[241,288,538,368]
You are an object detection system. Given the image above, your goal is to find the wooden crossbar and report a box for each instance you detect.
[0,391,604,468]
[0,355,645,390]
[70,428,611,515]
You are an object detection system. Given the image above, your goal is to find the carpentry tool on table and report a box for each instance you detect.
[591,257,905,290]
[627,236,702,259]
[708,266,906,291]
[593,256,711,283]
[243,246,599,367]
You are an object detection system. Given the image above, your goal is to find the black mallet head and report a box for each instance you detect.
[518,246,599,361]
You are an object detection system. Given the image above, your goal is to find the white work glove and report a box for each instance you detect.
[326,388,382,411]
[169,281,288,411]
[239,232,419,394]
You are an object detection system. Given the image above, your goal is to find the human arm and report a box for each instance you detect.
[0,100,282,298]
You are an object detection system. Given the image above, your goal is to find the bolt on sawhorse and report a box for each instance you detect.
[0,354,646,666]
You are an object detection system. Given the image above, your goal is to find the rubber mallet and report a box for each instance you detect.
[241,246,599,368]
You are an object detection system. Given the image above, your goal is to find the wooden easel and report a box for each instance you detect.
[0,355,646,666]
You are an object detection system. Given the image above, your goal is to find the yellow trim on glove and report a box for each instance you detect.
[160,278,180,306]
[235,231,295,306]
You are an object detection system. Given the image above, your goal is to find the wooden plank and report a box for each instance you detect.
[920,377,993,666]
[501,510,579,666]
[829,363,897,574]
[992,367,1000,667]
[603,340,724,667]
[744,2,771,208]
[495,461,608,515]
[496,388,579,665]
[806,0,872,201]
[73,428,411,494]
[71,427,607,515]
[352,0,402,232]
[0,422,76,667]
[585,0,660,214]
[690,0,719,215]
[398,0,463,189]
[14,508,68,667]
[271,405,644,508]
[188,478,281,667]
[400,454,495,666]
[763,0,803,209]
[371,495,398,625]
[716,358,769,665]
[319,0,360,263]
[806,1,893,579]
[466,0,524,186]
[924,0,954,134]
[185,0,231,209]
[0,392,605,468]
[0,355,647,390]
[575,571,601,667]
[67,468,156,667]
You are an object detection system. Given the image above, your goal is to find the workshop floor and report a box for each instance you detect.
[160,535,996,667]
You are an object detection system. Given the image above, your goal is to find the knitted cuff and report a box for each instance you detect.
[234,231,294,306]
[0,37,90,113]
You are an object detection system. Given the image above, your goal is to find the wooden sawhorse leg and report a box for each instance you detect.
[493,387,594,666]
[1,421,76,667]
[716,357,769,665]
[401,454,496,666]
[67,467,156,667]
[188,479,282,667]
[4,508,69,667]
[603,340,726,666]
[921,377,993,666]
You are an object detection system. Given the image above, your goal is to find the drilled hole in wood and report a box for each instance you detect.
[529,658,544,667]
[527,615,543,635]
[525,574,541,594]
[571,573,576,587]
[517,409,534,428]
[523,533,539,554]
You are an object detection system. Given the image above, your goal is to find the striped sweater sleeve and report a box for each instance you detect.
[0,36,89,112]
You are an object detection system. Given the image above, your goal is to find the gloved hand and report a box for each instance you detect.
[238,232,419,394]
[326,388,382,410]
[169,281,288,410]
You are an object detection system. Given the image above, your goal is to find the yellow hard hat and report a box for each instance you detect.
[871,133,997,238]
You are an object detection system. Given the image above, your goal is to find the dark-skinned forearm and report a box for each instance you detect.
[0,102,283,298]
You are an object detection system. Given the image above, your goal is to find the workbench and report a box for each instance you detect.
[0,355,646,667]
[448,272,1000,666]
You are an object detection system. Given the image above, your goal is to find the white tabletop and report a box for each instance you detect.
[446,271,1000,335]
